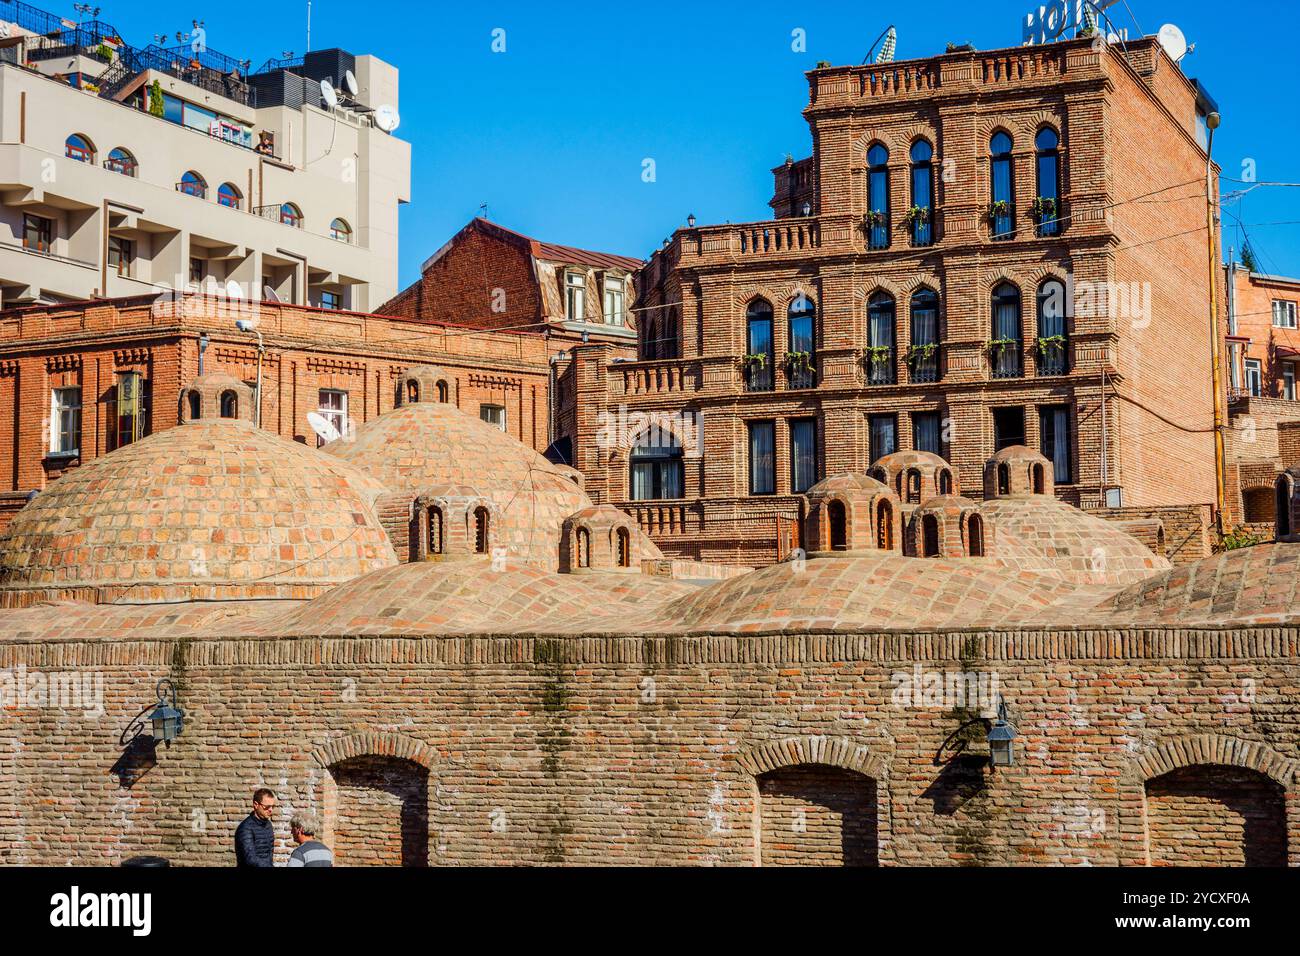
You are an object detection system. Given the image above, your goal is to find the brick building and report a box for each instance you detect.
[0,292,559,531]
[566,36,1222,567]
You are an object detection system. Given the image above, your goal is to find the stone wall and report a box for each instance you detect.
[1,628,1296,867]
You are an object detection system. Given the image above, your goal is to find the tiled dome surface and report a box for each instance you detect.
[0,420,397,605]
[981,497,1169,585]
[254,560,697,636]
[654,554,1094,633]
[1102,543,1300,626]
[323,402,616,570]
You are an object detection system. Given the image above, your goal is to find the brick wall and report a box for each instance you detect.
[1146,766,1287,867]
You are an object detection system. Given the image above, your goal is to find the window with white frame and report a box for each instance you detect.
[603,275,626,326]
[1246,358,1263,397]
[1285,362,1297,401]
[50,387,81,456]
[1273,299,1298,329]
[565,271,586,322]
[479,403,506,432]
[317,389,348,446]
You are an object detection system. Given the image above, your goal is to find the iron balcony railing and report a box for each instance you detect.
[990,343,1023,378]
[1036,340,1068,376]
[743,358,774,392]
[909,210,934,247]
[865,347,896,385]
[907,344,941,383]
[785,358,817,390]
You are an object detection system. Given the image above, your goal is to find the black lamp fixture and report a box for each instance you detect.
[148,679,185,745]
[986,696,1017,768]
[687,213,697,228]
[801,200,813,217]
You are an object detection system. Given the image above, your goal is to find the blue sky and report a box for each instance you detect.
[97,0,1300,284]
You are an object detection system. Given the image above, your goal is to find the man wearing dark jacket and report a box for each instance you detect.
[234,788,277,867]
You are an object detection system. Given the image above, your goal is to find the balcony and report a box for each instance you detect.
[737,220,821,256]
[742,356,775,392]
[989,342,1023,379]
[907,209,934,247]
[989,203,1015,240]
[1035,338,1068,376]
[784,354,817,390]
[617,359,700,397]
[906,344,941,383]
[865,347,896,386]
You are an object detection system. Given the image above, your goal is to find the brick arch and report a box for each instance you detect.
[310,732,436,771]
[982,269,1024,296]
[1022,110,1065,141]
[1026,264,1071,288]
[732,282,813,311]
[979,120,1018,152]
[860,279,908,302]
[1129,734,1296,788]
[904,274,943,296]
[736,735,889,780]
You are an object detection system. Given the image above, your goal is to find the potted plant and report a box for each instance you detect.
[1036,334,1067,354]
[1030,196,1057,221]
[864,209,887,228]
[785,350,815,372]
[742,352,767,369]
[864,345,893,366]
[906,342,939,365]
[987,337,1020,357]
[903,205,931,227]
[148,80,165,118]
[988,199,1011,222]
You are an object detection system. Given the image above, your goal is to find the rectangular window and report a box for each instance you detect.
[1285,363,1297,401]
[868,413,897,464]
[113,371,148,449]
[790,418,817,493]
[1272,299,1297,329]
[565,271,586,322]
[49,387,81,456]
[602,276,626,326]
[1039,405,1071,483]
[317,389,348,446]
[190,258,204,283]
[1246,359,1263,397]
[108,236,134,277]
[320,290,341,310]
[913,411,942,455]
[993,406,1026,451]
[479,403,507,432]
[748,420,775,495]
[23,214,53,254]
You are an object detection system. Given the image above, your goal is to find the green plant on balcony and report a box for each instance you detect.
[903,205,931,226]
[1030,196,1058,221]
[1036,334,1067,354]
[864,209,887,228]
[148,80,165,118]
[987,200,1012,222]
[906,342,939,365]
[864,345,893,365]
[785,350,815,372]
[742,352,768,369]
[987,337,1019,355]
[93,43,115,62]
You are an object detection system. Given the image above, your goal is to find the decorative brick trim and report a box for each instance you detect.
[309,732,435,770]
[45,354,81,373]
[736,735,888,780]
[1130,734,1296,787]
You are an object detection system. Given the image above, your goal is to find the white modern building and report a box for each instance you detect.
[0,1,410,310]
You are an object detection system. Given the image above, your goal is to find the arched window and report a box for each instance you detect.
[217,183,242,210]
[787,295,817,389]
[330,218,352,242]
[65,133,95,163]
[436,380,449,403]
[866,143,890,249]
[629,431,684,501]
[990,132,1014,238]
[906,469,922,504]
[473,506,490,554]
[866,292,896,385]
[968,514,985,556]
[405,379,419,404]
[1277,478,1293,538]
[427,506,444,556]
[876,500,893,550]
[997,463,1011,496]
[186,391,201,420]
[1036,279,1068,375]
[280,203,303,228]
[908,288,940,383]
[745,299,774,392]
[178,170,207,199]
[939,468,953,495]
[576,528,591,568]
[105,147,136,176]
[827,499,848,551]
[219,390,237,418]
[616,527,632,567]
[991,282,1023,378]
[663,307,680,360]
[921,514,940,557]
[909,139,934,246]
[1034,127,1061,237]
[1032,462,1045,494]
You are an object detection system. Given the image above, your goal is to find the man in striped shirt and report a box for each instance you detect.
[287,813,334,868]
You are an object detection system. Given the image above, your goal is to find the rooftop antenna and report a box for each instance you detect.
[306,1,312,54]
[478,202,489,219]
[862,24,897,65]
[1156,23,1189,63]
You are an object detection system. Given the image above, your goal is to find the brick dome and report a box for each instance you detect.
[907,495,991,559]
[803,473,902,554]
[0,420,397,606]
[322,400,598,571]
[870,450,959,501]
[981,497,1169,585]
[983,445,1055,498]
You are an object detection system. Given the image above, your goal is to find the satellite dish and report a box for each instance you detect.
[1157,24,1188,62]
[224,279,242,299]
[320,78,338,109]
[262,285,281,303]
[343,69,359,97]
[307,411,341,445]
[374,104,400,132]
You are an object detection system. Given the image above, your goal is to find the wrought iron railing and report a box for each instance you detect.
[990,343,1023,378]
[907,345,941,383]
[743,359,774,392]
[865,347,896,385]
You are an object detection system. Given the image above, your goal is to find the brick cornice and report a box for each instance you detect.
[1128,734,1296,787]
[735,735,889,779]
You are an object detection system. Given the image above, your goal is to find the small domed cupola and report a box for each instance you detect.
[562,505,643,573]
[803,474,902,555]
[869,450,959,504]
[907,496,993,558]
[179,372,256,423]
[395,365,454,406]
[983,445,1055,499]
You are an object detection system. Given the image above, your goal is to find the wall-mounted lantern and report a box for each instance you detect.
[986,696,1017,768]
[148,679,185,745]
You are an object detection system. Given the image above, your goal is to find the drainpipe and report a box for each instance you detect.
[1204,112,1228,534]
